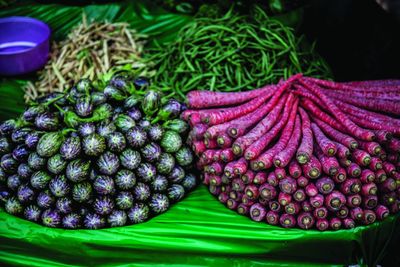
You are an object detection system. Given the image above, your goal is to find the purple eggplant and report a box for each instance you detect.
[150,193,170,214]
[115,191,134,210]
[0,137,12,154]
[82,134,106,157]
[157,99,182,120]
[97,152,120,175]
[168,184,185,202]
[30,171,51,189]
[120,149,141,170]
[78,123,96,137]
[128,203,150,224]
[11,145,29,162]
[93,176,115,195]
[97,121,116,137]
[41,209,61,228]
[7,174,22,191]
[17,163,32,180]
[24,205,42,222]
[0,119,17,135]
[126,126,147,148]
[115,169,136,190]
[147,124,164,141]
[47,154,67,174]
[141,142,162,162]
[66,159,90,182]
[156,153,175,175]
[28,152,47,171]
[84,213,106,229]
[62,213,82,229]
[49,175,70,197]
[115,115,136,133]
[75,96,93,117]
[35,112,59,131]
[72,182,93,203]
[151,175,169,192]
[37,190,55,209]
[107,210,128,227]
[134,182,151,201]
[106,132,126,153]
[94,196,115,215]
[136,163,157,183]
[11,128,31,143]
[1,153,18,173]
[56,197,73,214]
[168,166,185,184]
[23,105,46,122]
[181,173,197,191]
[17,184,35,203]
[60,136,82,160]
[5,197,23,215]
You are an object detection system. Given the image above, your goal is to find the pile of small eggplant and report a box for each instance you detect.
[0,75,196,229]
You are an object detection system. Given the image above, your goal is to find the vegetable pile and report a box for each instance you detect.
[145,6,331,100]
[23,17,150,103]
[183,74,400,230]
[0,75,196,229]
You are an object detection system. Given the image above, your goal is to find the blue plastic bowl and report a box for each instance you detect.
[0,16,51,76]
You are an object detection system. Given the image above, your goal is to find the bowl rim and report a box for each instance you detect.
[0,16,51,56]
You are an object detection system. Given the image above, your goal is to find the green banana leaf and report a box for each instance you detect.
[0,186,399,266]
[0,0,192,121]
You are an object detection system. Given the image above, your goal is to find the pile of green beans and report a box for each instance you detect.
[146,6,331,100]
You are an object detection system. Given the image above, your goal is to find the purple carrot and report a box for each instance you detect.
[383,162,396,176]
[232,94,290,156]
[302,200,313,212]
[363,195,378,209]
[343,218,356,229]
[329,217,342,230]
[220,148,234,162]
[293,189,306,202]
[289,160,302,178]
[209,175,222,186]
[347,194,362,208]
[241,195,254,207]
[375,205,390,220]
[316,177,334,195]
[279,177,297,194]
[278,192,292,206]
[302,155,322,179]
[375,169,387,183]
[209,185,221,196]
[336,206,349,219]
[231,178,245,192]
[275,168,287,180]
[314,144,339,176]
[253,172,267,185]
[311,122,337,156]
[266,172,278,186]
[285,202,301,215]
[216,133,232,148]
[361,183,378,196]
[280,214,296,228]
[334,142,351,159]
[313,117,358,150]
[352,149,372,166]
[310,194,324,208]
[360,169,376,184]
[332,167,347,183]
[316,219,329,231]
[274,115,302,168]
[347,163,361,177]
[237,204,249,215]
[266,211,280,225]
[339,158,351,168]
[246,98,298,162]
[218,192,229,204]
[296,107,314,164]
[358,141,382,156]
[340,179,362,195]
[241,170,255,184]
[380,178,397,193]
[190,124,208,140]
[299,79,375,141]
[269,201,282,212]
[305,183,318,197]
[369,157,383,171]
[325,190,346,211]
[250,203,267,222]
[186,84,276,108]
[350,207,364,221]
[226,199,238,210]
[363,210,377,225]
[244,184,259,200]
[314,207,328,219]
[192,141,206,156]
[297,176,309,188]
[259,184,277,201]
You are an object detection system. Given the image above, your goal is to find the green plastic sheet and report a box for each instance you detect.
[1,186,399,266]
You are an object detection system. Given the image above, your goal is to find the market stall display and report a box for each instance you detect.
[184,75,400,230]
